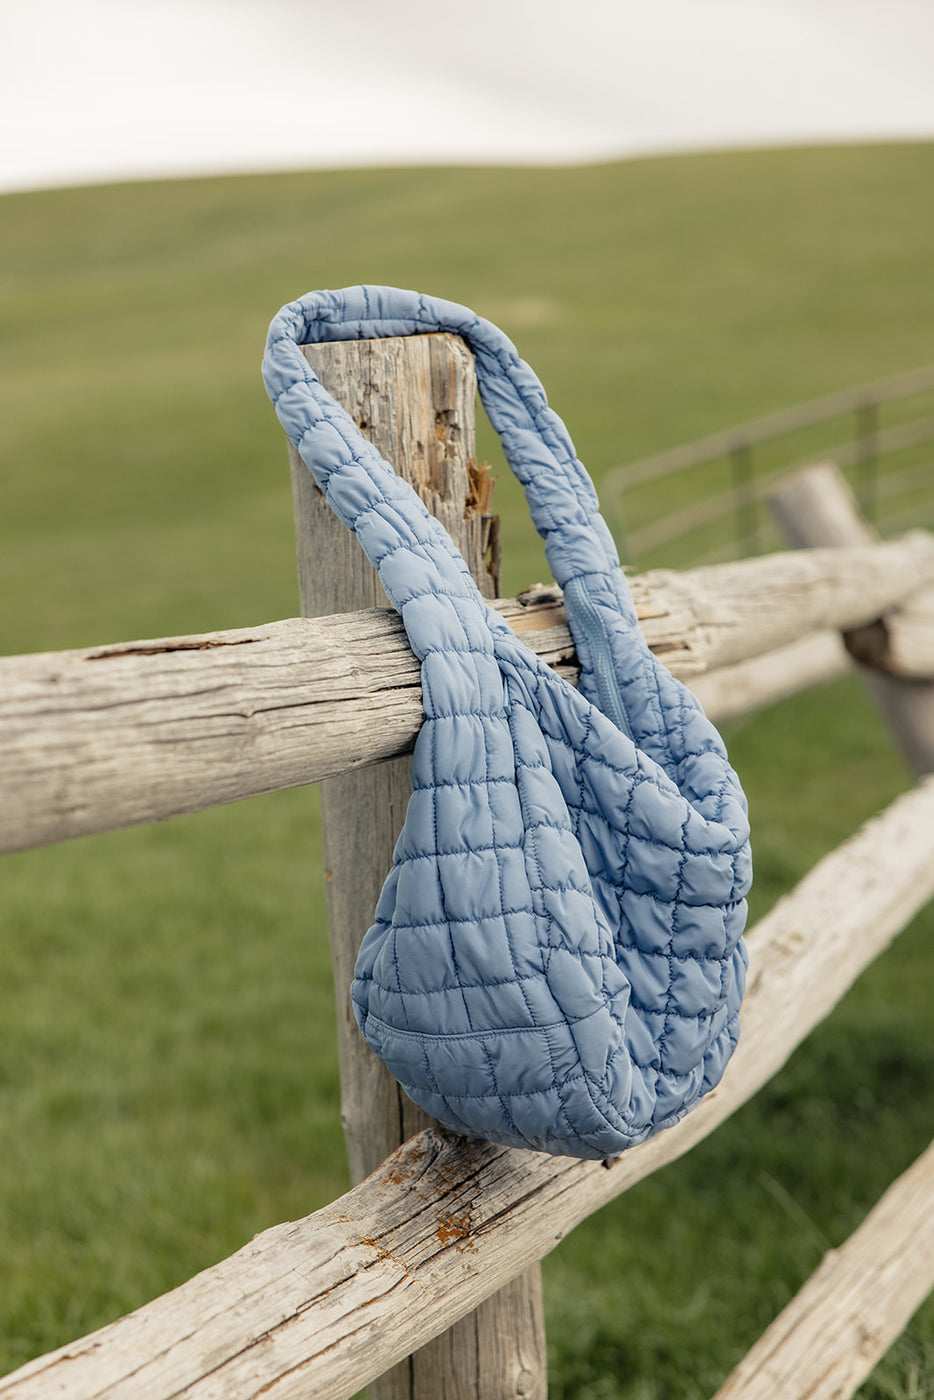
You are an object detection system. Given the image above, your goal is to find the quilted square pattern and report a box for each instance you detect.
[264,286,751,1159]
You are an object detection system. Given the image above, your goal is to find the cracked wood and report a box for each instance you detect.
[291,330,545,1400]
[3,777,933,1400]
[2,533,934,855]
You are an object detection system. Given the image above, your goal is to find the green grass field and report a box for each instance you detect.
[1,144,933,1397]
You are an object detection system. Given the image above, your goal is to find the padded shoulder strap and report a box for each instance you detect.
[264,286,634,581]
[263,284,641,728]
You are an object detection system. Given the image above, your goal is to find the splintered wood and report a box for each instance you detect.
[4,778,933,1400]
[3,334,934,1400]
[2,535,933,855]
[292,331,546,1400]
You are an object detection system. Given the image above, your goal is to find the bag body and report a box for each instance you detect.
[263,286,751,1160]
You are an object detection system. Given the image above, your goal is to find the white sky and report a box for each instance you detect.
[2,0,933,193]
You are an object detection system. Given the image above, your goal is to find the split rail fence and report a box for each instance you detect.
[1,334,933,1399]
[601,363,934,565]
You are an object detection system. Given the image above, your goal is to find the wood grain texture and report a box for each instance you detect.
[770,462,934,774]
[711,1138,934,1400]
[632,529,934,675]
[3,535,934,856]
[5,776,933,1400]
[292,333,544,1400]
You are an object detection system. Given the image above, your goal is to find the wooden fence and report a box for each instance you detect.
[1,335,933,1399]
[600,363,934,565]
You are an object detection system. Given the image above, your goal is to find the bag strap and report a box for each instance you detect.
[263,285,644,733]
[265,286,621,573]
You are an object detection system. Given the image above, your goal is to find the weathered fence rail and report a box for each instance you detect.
[2,332,933,1399]
[2,535,932,856]
[3,776,933,1400]
[771,461,934,776]
[712,1139,934,1400]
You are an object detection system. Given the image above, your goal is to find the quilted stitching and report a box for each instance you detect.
[263,286,751,1160]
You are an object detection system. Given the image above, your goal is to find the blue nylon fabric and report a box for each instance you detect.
[263,286,752,1160]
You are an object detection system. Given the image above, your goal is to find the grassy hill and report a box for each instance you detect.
[1,145,932,1396]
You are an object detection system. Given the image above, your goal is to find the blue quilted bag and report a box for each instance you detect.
[263,286,751,1160]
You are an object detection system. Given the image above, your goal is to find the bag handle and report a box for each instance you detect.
[264,286,646,734]
[263,286,628,585]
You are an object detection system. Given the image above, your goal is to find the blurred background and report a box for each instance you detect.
[5,0,934,191]
[1,2,933,1396]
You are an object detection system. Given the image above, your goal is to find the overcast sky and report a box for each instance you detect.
[2,0,934,193]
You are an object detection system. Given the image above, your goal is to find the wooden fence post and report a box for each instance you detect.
[770,462,934,776]
[288,333,547,1400]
